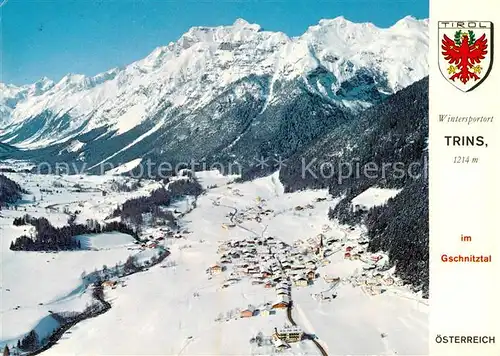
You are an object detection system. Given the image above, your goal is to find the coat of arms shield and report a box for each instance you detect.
[438,21,494,92]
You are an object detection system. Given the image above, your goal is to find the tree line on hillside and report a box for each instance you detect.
[2,329,42,354]
[17,330,39,352]
[366,178,428,297]
[0,175,26,206]
[111,178,203,227]
[111,187,174,227]
[10,214,138,252]
[109,179,143,193]
[281,77,429,296]
[167,176,204,198]
[326,161,429,298]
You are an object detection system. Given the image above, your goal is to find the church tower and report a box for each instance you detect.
[316,234,325,257]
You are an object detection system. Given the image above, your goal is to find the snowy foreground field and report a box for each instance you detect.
[1,169,428,355]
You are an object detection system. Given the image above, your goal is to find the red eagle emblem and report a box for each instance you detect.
[441,30,488,84]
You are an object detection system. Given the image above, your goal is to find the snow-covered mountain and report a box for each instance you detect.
[0,16,428,172]
[0,78,55,127]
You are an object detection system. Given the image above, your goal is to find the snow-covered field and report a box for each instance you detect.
[0,172,162,349]
[0,216,136,346]
[1,169,428,355]
[351,187,402,211]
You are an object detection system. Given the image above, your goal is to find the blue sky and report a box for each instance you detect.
[1,0,428,85]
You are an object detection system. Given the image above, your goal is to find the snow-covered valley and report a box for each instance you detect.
[0,168,428,355]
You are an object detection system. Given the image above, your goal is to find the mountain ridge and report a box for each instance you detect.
[1,16,428,174]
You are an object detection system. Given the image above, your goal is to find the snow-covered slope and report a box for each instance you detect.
[0,78,55,127]
[29,171,426,356]
[0,172,164,350]
[0,167,428,355]
[1,16,428,170]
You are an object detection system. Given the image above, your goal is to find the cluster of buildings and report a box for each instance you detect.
[323,233,400,296]
[227,205,275,225]
[240,303,278,318]
[208,232,328,318]
[209,195,408,351]
[138,227,184,250]
[301,233,337,260]
[212,233,325,289]
[141,239,162,249]
[341,240,390,272]
[300,229,404,299]
[353,271,398,288]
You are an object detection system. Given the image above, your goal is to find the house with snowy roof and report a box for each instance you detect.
[305,261,316,270]
[276,288,289,297]
[272,295,290,309]
[323,275,340,283]
[240,305,256,318]
[273,275,284,283]
[208,264,223,274]
[306,270,316,280]
[291,264,306,270]
[264,281,274,288]
[261,305,277,317]
[294,275,308,287]
[276,280,290,288]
